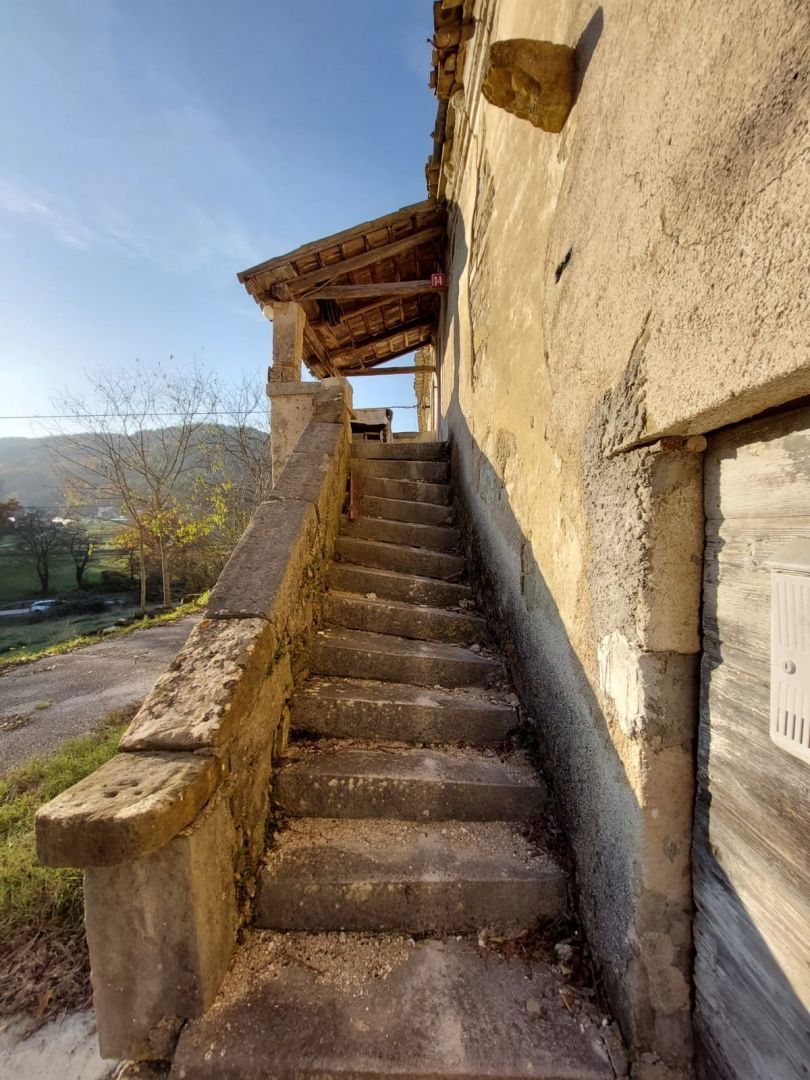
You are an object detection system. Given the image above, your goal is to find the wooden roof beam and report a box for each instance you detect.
[341,365,437,377]
[304,280,440,300]
[274,226,445,298]
[237,199,440,284]
[329,321,434,366]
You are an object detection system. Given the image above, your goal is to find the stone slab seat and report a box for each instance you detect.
[334,536,465,580]
[324,591,487,645]
[273,746,547,821]
[171,933,614,1080]
[311,629,503,689]
[360,494,456,527]
[351,440,449,461]
[327,563,473,608]
[339,513,461,552]
[360,475,452,506]
[353,457,450,483]
[35,751,222,867]
[254,818,566,933]
[291,677,518,746]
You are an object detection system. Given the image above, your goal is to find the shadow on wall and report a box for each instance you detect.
[444,214,687,1067]
[442,201,808,1077]
[574,6,604,100]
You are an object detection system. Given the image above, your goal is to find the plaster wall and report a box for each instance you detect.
[437,1,809,1075]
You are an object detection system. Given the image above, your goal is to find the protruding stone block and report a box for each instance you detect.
[35,751,221,868]
[85,790,238,1060]
[482,39,576,133]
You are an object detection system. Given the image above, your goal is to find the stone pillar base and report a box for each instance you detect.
[266,382,319,485]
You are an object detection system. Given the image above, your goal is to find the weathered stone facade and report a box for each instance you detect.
[435,1,809,1076]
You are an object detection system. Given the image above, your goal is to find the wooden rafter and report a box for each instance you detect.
[341,365,437,377]
[304,280,438,300]
[237,199,438,284]
[329,322,434,366]
[238,197,447,377]
[275,226,444,299]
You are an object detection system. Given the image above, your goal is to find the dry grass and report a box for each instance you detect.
[0,707,134,1031]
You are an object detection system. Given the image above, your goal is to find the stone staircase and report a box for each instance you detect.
[171,440,617,1079]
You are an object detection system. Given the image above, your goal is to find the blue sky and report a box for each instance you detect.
[0,1,436,437]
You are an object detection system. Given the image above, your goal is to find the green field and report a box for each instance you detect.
[0,607,141,659]
[0,521,131,604]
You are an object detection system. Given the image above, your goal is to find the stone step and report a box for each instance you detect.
[351,439,449,460]
[361,475,452,506]
[291,677,518,746]
[335,536,465,581]
[324,591,486,645]
[274,746,547,821]
[327,563,473,608]
[311,629,503,689]
[354,457,450,483]
[172,933,615,1080]
[361,494,455,527]
[254,819,567,933]
[340,513,461,552]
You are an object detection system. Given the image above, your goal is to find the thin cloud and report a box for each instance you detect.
[0,179,95,249]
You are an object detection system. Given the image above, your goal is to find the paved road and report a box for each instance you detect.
[0,616,201,771]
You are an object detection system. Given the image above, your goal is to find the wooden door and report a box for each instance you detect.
[696,406,810,1079]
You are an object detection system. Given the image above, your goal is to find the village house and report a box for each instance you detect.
[35,2,808,1078]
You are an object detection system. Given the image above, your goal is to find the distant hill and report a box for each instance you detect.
[0,427,269,510]
[0,436,64,508]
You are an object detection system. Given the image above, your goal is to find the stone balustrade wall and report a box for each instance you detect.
[35,378,353,1060]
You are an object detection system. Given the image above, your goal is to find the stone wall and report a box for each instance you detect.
[436,2,809,1077]
[36,379,353,1060]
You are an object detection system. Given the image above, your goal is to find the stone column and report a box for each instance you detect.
[264,301,318,484]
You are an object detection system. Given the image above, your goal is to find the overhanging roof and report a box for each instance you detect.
[238,200,446,379]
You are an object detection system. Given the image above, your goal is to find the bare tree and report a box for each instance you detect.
[15,511,65,594]
[203,375,272,543]
[52,362,217,611]
[65,523,93,588]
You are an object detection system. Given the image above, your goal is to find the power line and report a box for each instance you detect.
[0,411,268,421]
[0,404,419,421]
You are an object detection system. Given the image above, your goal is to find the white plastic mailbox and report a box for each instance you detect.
[766,540,810,764]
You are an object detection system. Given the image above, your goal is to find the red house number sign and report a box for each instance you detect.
[431,272,446,288]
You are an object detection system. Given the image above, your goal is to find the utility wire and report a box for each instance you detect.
[0,403,419,421]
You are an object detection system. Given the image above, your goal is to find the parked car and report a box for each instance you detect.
[29,599,67,617]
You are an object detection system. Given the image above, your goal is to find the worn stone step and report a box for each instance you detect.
[361,493,455,527]
[274,746,547,821]
[361,475,452,505]
[255,819,567,933]
[354,457,450,483]
[311,629,503,689]
[327,563,472,608]
[324,592,486,645]
[340,513,461,552]
[172,933,615,1080]
[351,440,449,461]
[291,677,517,746]
[335,536,465,581]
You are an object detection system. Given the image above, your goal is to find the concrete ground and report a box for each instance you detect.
[0,1012,113,1080]
[0,617,200,771]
